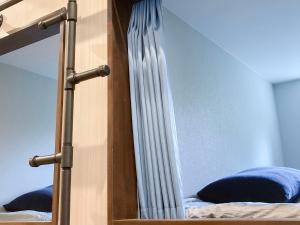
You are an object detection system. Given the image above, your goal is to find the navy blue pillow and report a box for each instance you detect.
[197,167,300,203]
[4,185,53,212]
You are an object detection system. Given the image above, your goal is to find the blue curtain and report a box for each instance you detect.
[127,0,185,219]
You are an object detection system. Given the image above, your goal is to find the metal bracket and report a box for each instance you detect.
[29,153,62,167]
[60,145,73,169]
[67,65,110,85]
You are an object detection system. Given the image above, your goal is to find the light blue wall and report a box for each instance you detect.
[274,80,300,170]
[0,63,57,205]
[163,9,284,197]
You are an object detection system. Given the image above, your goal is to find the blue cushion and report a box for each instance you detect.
[4,185,53,212]
[197,167,300,203]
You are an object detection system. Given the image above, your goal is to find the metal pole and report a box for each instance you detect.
[0,0,23,11]
[59,1,77,225]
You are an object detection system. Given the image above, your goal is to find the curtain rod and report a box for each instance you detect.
[0,0,23,12]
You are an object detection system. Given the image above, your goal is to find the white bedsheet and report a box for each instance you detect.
[185,198,300,219]
[0,207,51,221]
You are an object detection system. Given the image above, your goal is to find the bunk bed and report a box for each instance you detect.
[108,0,300,225]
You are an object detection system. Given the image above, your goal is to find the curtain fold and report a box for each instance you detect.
[127,0,185,219]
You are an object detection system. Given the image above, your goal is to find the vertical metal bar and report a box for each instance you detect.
[60,1,77,225]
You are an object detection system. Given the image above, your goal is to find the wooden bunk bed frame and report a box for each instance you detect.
[107,0,300,225]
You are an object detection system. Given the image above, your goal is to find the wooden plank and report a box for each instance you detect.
[51,21,66,225]
[0,8,64,56]
[70,0,108,225]
[107,0,138,222]
[1,1,63,34]
[0,23,59,55]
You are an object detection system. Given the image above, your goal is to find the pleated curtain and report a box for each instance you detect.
[127,0,185,219]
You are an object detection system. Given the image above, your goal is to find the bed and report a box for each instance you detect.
[183,167,300,219]
[0,206,51,221]
[0,185,53,221]
[185,198,300,219]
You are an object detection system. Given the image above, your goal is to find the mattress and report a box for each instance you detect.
[185,198,300,219]
[0,207,51,221]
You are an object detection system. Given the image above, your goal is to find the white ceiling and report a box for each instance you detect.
[163,0,300,83]
[0,34,60,80]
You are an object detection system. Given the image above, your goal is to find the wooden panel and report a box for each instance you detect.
[107,0,138,222]
[1,1,108,225]
[114,220,300,225]
[70,0,108,225]
[52,22,66,225]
